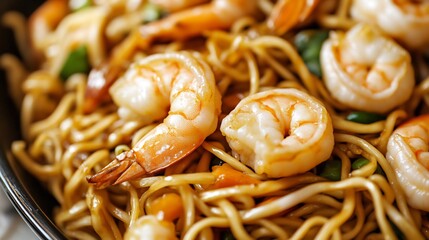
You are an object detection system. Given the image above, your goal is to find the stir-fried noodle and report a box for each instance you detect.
[2,0,429,239]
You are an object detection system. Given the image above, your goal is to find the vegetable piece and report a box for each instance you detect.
[211,164,260,189]
[69,0,92,12]
[146,193,183,222]
[346,111,386,124]
[294,30,329,77]
[351,157,370,170]
[60,45,90,80]
[142,3,166,24]
[319,158,341,181]
[352,157,385,176]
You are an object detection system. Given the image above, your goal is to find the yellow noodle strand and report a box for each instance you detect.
[217,199,253,240]
[334,133,415,226]
[240,177,395,238]
[29,93,76,139]
[316,189,355,239]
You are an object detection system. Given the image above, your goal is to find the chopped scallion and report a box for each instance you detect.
[60,45,91,81]
[351,157,370,170]
[295,30,329,78]
[319,158,341,181]
[346,111,386,124]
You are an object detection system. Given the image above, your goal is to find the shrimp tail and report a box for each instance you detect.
[267,0,320,35]
[87,150,147,189]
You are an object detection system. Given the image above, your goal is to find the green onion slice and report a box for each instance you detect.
[346,111,386,124]
[60,45,91,81]
[295,30,329,78]
[319,158,341,181]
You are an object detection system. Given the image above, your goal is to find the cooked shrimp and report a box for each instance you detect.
[267,0,320,35]
[386,114,429,211]
[351,0,429,50]
[124,215,178,240]
[220,88,334,178]
[87,52,221,188]
[28,0,69,56]
[320,24,415,114]
[84,0,259,112]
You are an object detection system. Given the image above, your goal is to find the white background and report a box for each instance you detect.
[0,188,37,240]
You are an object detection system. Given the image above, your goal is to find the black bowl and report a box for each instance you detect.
[0,1,66,239]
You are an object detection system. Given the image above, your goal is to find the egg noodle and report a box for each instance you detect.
[2,0,429,239]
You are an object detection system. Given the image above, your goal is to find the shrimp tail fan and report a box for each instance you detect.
[87,150,146,189]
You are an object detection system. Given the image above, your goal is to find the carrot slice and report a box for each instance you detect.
[147,193,183,222]
[211,164,261,189]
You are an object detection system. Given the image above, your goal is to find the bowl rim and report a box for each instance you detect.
[0,147,67,240]
[0,1,67,239]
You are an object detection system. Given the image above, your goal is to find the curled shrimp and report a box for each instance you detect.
[220,88,334,178]
[320,24,415,114]
[267,0,320,35]
[124,215,177,240]
[84,0,259,112]
[386,115,429,211]
[351,0,429,50]
[87,52,221,188]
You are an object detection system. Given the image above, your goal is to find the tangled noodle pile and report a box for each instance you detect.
[1,0,429,239]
